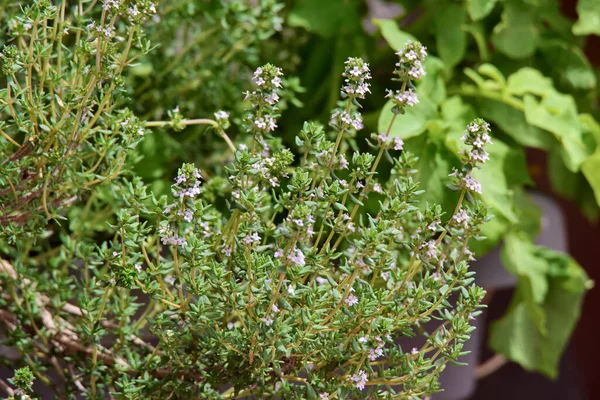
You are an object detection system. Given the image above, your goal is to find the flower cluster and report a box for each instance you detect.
[244,64,284,137]
[342,57,371,99]
[460,119,493,167]
[450,118,492,194]
[387,40,428,115]
[394,40,428,80]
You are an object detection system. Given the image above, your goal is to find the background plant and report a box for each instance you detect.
[282,0,597,378]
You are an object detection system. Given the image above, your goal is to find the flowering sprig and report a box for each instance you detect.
[450,118,492,195]
[387,40,428,116]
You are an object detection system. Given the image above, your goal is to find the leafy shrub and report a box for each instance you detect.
[0,2,489,396]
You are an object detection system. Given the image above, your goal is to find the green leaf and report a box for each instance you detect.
[372,18,416,51]
[419,56,447,104]
[411,138,460,212]
[440,96,477,153]
[539,40,597,91]
[512,188,542,240]
[490,245,590,378]
[548,151,580,200]
[501,233,548,303]
[523,92,588,171]
[288,0,360,37]
[506,67,554,96]
[573,0,600,36]
[434,4,467,67]
[477,64,506,87]
[476,98,555,150]
[472,139,524,223]
[467,0,499,21]
[378,93,437,139]
[582,150,600,207]
[491,0,538,59]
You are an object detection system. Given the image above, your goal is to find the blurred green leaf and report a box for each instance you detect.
[523,92,588,171]
[491,243,590,378]
[506,67,554,96]
[434,4,467,67]
[582,151,600,207]
[573,0,600,36]
[539,40,597,90]
[378,94,437,139]
[476,98,555,150]
[288,0,360,37]
[472,139,524,223]
[372,18,416,50]
[420,56,447,105]
[491,0,538,59]
[467,0,499,21]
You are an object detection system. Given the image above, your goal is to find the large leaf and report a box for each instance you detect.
[288,0,360,37]
[573,0,600,36]
[419,56,447,105]
[490,244,591,378]
[476,98,555,150]
[372,18,416,50]
[539,40,597,91]
[506,67,554,96]
[491,0,538,59]
[378,94,437,139]
[434,4,467,67]
[523,92,588,171]
[472,139,525,223]
[411,138,460,212]
[440,96,477,154]
[467,0,499,21]
[582,151,600,207]
[501,233,548,303]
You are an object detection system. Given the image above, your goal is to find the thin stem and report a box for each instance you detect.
[145,118,218,128]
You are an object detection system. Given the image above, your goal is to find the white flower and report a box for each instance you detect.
[262,316,273,326]
[319,393,330,400]
[394,137,404,151]
[351,114,363,131]
[345,294,359,307]
[63,27,69,35]
[350,370,368,390]
[165,276,175,285]
[373,183,383,194]
[288,247,306,267]
[453,208,469,226]
[463,174,482,194]
[214,110,229,121]
[127,5,140,17]
[428,219,440,232]
[386,88,419,107]
[287,285,295,296]
[368,346,384,361]
[135,264,142,273]
[274,248,284,259]
[338,154,348,169]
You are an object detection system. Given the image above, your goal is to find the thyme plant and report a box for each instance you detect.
[0,0,155,241]
[1,36,491,399]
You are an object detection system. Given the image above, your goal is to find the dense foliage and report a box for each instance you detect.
[0,0,596,398]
